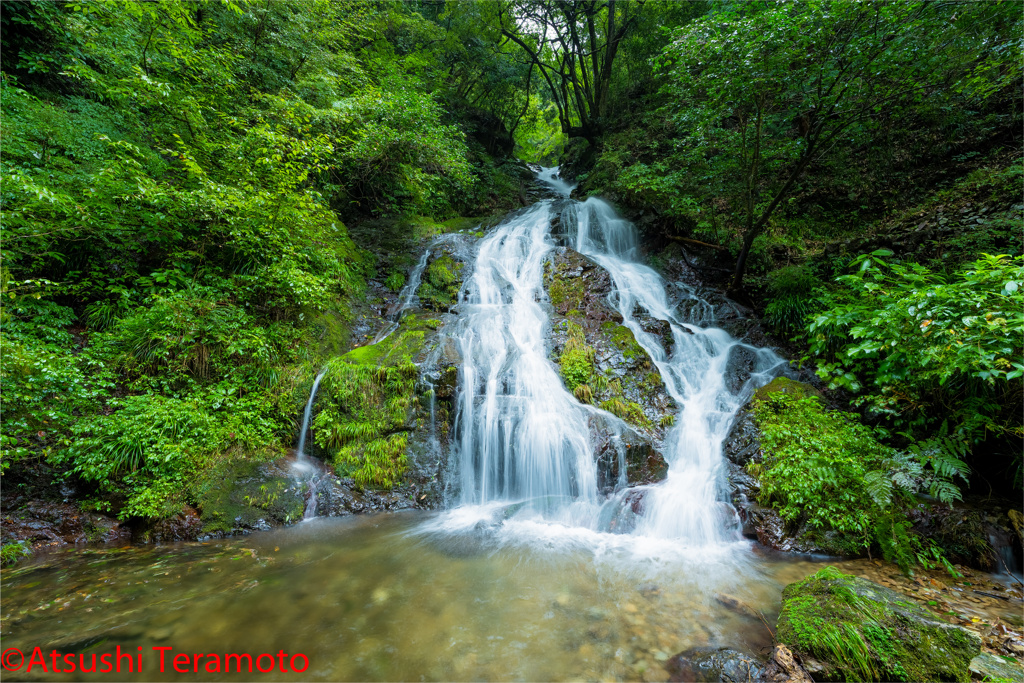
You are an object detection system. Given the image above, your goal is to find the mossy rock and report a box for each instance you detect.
[309,310,352,357]
[600,321,647,363]
[752,376,821,403]
[418,254,464,311]
[777,566,980,682]
[440,216,488,232]
[310,318,438,490]
[197,460,305,535]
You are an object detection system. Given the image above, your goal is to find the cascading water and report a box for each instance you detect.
[374,249,432,344]
[294,370,326,519]
[566,198,786,544]
[437,166,785,553]
[450,199,598,513]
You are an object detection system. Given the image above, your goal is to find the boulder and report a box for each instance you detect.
[968,652,1024,681]
[776,566,981,682]
[751,377,821,404]
[665,647,762,682]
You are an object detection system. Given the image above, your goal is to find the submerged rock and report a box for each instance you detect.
[776,566,981,682]
[665,646,762,682]
[0,500,130,549]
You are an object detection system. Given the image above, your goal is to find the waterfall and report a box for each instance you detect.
[390,249,431,320]
[374,249,433,345]
[294,370,326,519]
[432,166,784,554]
[567,198,785,544]
[450,200,597,511]
[296,370,326,459]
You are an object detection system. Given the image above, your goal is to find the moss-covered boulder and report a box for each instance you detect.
[777,567,981,682]
[752,376,821,403]
[418,253,465,311]
[197,459,306,535]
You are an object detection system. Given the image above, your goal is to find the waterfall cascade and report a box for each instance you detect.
[440,167,786,551]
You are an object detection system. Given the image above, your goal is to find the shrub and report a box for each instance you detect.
[764,264,822,338]
[751,392,968,572]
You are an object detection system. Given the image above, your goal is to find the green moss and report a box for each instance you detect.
[600,321,647,362]
[418,254,464,311]
[309,310,352,358]
[600,397,652,429]
[440,216,483,232]
[752,376,821,403]
[558,322,595,391]
[197,460,305,534]
[314,356,417,489]
[777,566,980,683]
[310,323,434,489]
[550,275,584,311]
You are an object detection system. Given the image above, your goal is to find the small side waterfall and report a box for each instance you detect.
[392,249,431,318]
[294,370,326,519]
[374,249,432,345]
[296,371,326,459]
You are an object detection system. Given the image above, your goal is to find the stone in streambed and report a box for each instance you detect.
[776,566,981,682]
[665,647,761,682]
[968,652,1024,681]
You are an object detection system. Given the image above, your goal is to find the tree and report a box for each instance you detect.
[496,0,646,143]
[661,0,1022,292]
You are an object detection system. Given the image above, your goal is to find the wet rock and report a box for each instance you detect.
[724,346,759,395]
[545,245,677,475]
[592,417,667,491]
[970,652,1024,681]
[197,458,307,536]
[755,645,813,683]
[724,410,761,468]
[777,567,981,682]
[666,647,762,682]
[149,506,203,542]
[0,501,129,549]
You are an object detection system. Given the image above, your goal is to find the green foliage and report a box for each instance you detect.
[764,265,822,338]
[332,83,473,217]
[0,542,30,567]
[313,354,419,489]
[384,271,406,293]
[559,322,595,392]
[573,384,593,404]
[751,392,968,572]
[0,0,541,521]
[806,253,1023,449]
[599,397,651,429]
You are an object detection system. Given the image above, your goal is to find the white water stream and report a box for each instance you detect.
[433,167,786,558]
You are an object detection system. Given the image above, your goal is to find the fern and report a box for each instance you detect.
[864,470,894,508]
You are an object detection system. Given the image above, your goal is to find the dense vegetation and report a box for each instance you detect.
[1,0,1021,575]
[0,0,537,519]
